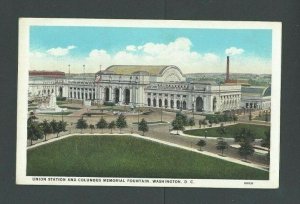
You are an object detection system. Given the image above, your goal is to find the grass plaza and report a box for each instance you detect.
[27,135,268,180]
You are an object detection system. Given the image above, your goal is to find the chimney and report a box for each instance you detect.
[226,56,230,81]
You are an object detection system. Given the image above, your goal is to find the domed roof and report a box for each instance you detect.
[96,65,178,76]
[241,86,271,97]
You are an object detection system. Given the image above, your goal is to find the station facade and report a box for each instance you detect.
[29,65,242,113]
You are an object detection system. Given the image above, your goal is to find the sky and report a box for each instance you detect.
[29,26,272,74]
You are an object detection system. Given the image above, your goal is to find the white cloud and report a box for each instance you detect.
[125,45,137,52]
[46,45,76,56]
[225,47,244,56]
[30,39,271,74]
[30,51,46,58]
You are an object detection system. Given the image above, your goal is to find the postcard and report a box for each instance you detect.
[17,18,281,188]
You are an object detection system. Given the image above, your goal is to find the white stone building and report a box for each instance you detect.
[240,86,271,110]
[29,65,242,113]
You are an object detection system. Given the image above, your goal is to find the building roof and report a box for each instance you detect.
[98,65,171,76]
[29,70,65,78]
[241,86,271,97]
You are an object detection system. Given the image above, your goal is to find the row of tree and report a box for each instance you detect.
[195,128,270,161]
[75,114,128,134]
[171,112,238,134]
[72,114,150,136]
[28,113,151,145]
[27,114,67,145]
[171,112,195,134]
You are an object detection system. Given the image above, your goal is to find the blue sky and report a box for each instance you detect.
[29,26,272,74]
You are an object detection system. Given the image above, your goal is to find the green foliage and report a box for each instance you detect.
[138,118,149,135]
[196,139,206,151]
[27,117,44,145]
[188,117,195,127]
[233,115,238,123]
[116,114,128,133]
[103,102,115,106]
[76,117,88,132]
[185,124,269,139]
[216,139,228,156]
[56,96,67,101]
[96,117,108,132]
[56,121,67,137]
[198,120,203,128]
[89,124,95,133]
[239,141,255,160]
[175,112,188,126]
[234,128,255,143]
[218,124,226,138]
[171,117,184,134]
[261,129,270,149]
[50,120,59,135]
[108,121,116,133]
[205,114,234,124]
[40,120,53,141]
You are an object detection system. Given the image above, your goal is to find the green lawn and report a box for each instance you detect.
[184,123,270,139]
[254,115,270,122]
[38,111,73,115]
[58,105,82,110]
[27,135,268,179]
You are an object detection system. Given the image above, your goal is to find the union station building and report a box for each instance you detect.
[29,65,243,114]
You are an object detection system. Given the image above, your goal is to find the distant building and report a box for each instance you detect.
[240,86,271,110]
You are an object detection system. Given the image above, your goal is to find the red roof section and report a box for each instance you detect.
[29,70,65,78]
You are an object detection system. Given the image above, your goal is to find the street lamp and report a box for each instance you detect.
[205,130,207,139]
[192,103,195,120]
[160,106,163,122]
[137,106,140,124]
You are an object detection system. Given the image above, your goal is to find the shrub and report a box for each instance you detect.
[103,102,115,106]
[56,96,67,101]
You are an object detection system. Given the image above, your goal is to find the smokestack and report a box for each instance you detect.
[226,56,230,81]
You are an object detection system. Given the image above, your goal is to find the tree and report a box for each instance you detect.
[188,117,195,129]
[89,124,95,133]
[239,141,254,161]
[216,139,228,156]
[56,120,67,137]
[116,114,128,133]
[175,112,188,126]
[261,129,270,160]
[27,117,44,145]
[202,120,207,128]
[198,120,202,128]
[234,128,255,143]
[138,118,149,136]
[96,116,108,133]
[265,111,270,122]
[40,120,53,141]
[76,117,88,133]
[171,117,184,134]
[197,139,206,151]
[249,111,252,121]
[218,123,226,138]
[233,115,238,123]
[50,120,59,136]
[108,121,116,134]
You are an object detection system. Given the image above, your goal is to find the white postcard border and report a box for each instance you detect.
[17,18,281,188]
